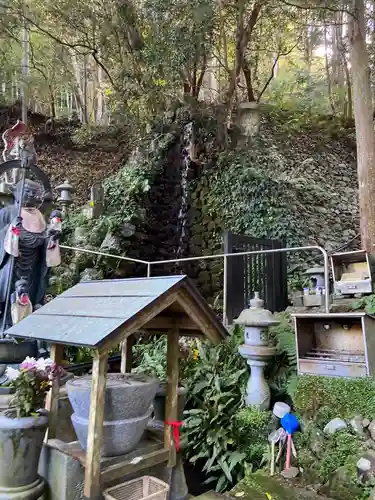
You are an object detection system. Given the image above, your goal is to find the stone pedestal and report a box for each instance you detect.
[235,293,279,410]
[237,102,261,138]
[0,477,45,500]
[239,346,276,410]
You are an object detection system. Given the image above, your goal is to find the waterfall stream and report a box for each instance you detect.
[176,122,193,258]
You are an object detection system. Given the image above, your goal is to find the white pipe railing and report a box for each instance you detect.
[60,244,330,325]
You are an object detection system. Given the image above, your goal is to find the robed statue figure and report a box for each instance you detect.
[0,179,62,330]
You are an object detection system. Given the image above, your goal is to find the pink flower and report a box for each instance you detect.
[20,356,37,371]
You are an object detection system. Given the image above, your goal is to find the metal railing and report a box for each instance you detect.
[60,244,330,325]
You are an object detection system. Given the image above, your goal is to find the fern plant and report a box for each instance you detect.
[269,311,297,367]
[266,312,297,399]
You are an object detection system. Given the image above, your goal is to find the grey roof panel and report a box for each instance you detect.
[34,295,154,319]
[6,314,122,347]
[61,276,185,298]
[5,275,187,347]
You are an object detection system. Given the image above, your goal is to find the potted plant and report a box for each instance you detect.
[0,357,64,498]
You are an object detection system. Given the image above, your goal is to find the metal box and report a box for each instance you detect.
[331,250,374,296]
[293,313,375,378]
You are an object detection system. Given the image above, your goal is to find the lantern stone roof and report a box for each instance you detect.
[6,275,227,349]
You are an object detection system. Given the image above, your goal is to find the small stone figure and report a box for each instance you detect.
[10,278,32,325]
[46,210,62,267]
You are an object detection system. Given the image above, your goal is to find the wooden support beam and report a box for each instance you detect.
[120,335,133,373]
[101,291,179,352]
[84,349,108,499]
[164,327,179,467]
[101,449,169,484]
[143,315,198,330]
[176,288,224,344]
[120,339,127,373]
[45,343,64,440]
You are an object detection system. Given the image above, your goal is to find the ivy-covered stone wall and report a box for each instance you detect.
[185,116,359,306]
[56,108,359,307]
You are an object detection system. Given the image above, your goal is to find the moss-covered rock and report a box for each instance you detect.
[230,472,333,500]
[319,465,362,500]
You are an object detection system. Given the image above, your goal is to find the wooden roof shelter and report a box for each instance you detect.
[6,275,227,499]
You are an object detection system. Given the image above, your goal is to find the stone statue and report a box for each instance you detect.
[0,179,61,330]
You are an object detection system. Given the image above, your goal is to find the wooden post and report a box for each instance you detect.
[120,335,133,374]
[84,349,108,499]
[45,343,64,440]
[164,327,179,467]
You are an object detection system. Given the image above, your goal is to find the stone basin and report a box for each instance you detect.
[66,373,158,421]
[71,407,153,456]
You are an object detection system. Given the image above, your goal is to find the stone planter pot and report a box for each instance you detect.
[153,385,187,422]
[71,407,152,456]
[0,413,47,499]
[66,373,158,420]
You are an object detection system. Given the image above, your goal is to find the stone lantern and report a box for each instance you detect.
[56,179,74,216]
[235,292,279,410]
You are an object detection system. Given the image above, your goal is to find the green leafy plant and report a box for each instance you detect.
[132,336,195,384]
[133,336,168,383]
[6,357,65,418]
[316,430,360,483]
[267,312,297,399]
[182,334,248,492]
[235,407,271,469]
[351,294,375,314]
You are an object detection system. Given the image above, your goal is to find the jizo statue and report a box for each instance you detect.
[0,121,63,332]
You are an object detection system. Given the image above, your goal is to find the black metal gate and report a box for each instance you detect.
[223,231,288,324]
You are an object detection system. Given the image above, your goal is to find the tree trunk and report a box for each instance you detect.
[242,59,256,102]
[350,0,375,251]
[225,0,262,109]
[96,60,104,124]
[343,52,353,120]
[69,50,88,123]
[324,23,336,114]
[46,83,55,119]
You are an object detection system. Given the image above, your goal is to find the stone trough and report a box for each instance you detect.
[66,373,158,456]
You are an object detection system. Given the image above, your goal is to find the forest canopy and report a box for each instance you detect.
[0,0,363,127]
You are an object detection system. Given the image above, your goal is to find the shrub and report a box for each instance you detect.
[288,375,375,421]
[182,334,248,492]
[235,407,271,469]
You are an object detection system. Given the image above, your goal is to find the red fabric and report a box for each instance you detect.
[11,226,20,236]
[19,295,29,306]
[166,421,183,451]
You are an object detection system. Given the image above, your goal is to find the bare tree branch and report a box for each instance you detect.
[279,0,352,17]
[257,38,301,101]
